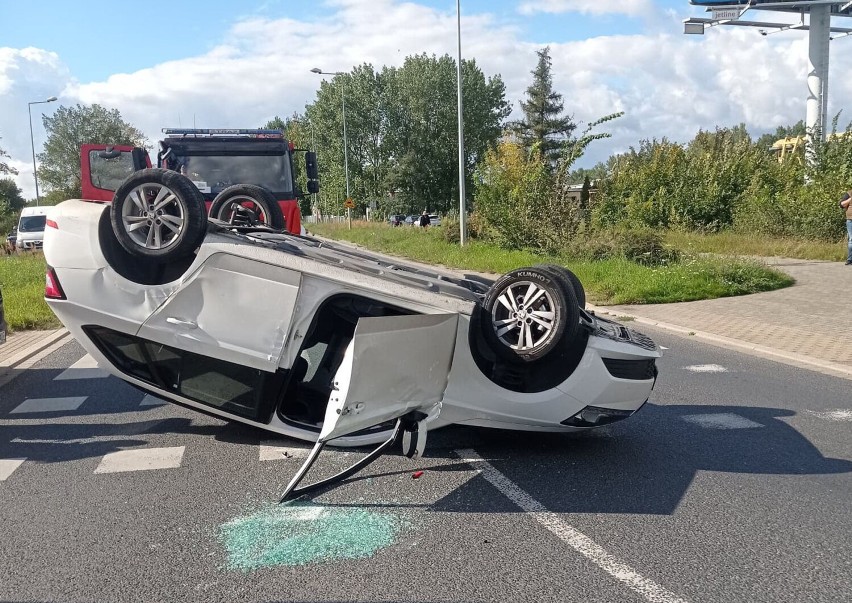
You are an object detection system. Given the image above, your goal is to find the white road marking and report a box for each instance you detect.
[94,446,185,474]
[10,396,87,414]
[457,449,688,603]
[259,441,311,461]
[0,458,26,481]
[660,346,669,350]
[804,409,852,422]
[682,413,763,430]
[53,355,110,381]
[139,395,167,407]
[683,364,728,373]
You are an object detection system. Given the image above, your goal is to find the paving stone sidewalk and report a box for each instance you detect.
[597,257,852,373]
[0,328,67,367]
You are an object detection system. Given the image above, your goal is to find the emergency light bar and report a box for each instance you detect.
[161,128,284,136]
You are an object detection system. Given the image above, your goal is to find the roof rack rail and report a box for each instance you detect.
[161,128,284,137]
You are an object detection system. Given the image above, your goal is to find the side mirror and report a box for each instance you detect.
[307,180,320,194]
[98,147,121,160]
[305,151,319,180]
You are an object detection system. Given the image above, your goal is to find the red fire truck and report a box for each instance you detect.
[81,128,319,235]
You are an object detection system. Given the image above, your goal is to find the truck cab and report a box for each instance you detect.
[80,129,319,236]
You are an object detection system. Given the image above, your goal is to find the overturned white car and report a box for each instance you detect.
[44,165,660,499]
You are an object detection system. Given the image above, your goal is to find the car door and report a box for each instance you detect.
[81,144,150,201]
[318,313,458,442]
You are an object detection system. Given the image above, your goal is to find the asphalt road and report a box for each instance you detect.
[0,326,849,603]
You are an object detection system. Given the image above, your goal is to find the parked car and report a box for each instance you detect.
[404,215,417,226]
[43,168,660,498]
[16,206,50,250]
[387,214,404,227]
[429,214,441,227]
[0,285,6,344]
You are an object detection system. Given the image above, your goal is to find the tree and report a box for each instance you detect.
[513,47,575,160]
[1,139,17,176]
[37,104,147,199]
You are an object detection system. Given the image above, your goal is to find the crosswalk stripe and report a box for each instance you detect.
[94,446,185,474]
[139,394,167,407]
[682,413,762,429]
[0,458,27,481]
[53,355,110,381]
[10,396,87,414]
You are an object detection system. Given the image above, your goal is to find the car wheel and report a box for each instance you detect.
[534,264,586,309]
[481,267,580,363]
[110,168,207,260]
[209,184,285,230]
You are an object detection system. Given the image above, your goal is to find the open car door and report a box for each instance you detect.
[280,313,458,501]
[81,144,151,201]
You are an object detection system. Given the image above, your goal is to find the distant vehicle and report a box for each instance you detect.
[388,214,404,227]
[404,215,417,226]
[81,128,319,236]
[6,228,17,250]
[429,214,441,227]
[17,206,50,250]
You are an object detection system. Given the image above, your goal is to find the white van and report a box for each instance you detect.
[17,206,50,250]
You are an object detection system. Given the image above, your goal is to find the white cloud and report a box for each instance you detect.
[519,0,655,17]
[2,0,851,199]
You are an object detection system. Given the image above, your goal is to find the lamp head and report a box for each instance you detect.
[310,68,322,74]
[46,96,58,102]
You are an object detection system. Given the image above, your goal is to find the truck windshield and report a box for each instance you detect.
[19,215,46,232]
[175,154,294,197]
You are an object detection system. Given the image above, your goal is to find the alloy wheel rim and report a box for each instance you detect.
[121,183,185,250]
[491,280,556,351]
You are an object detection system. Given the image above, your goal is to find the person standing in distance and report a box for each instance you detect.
[419,210,430,230]
[841,191,852,265]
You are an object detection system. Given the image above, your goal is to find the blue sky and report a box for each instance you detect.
[2,0,850,198]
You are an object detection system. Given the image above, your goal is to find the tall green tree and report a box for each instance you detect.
[513,47,575,160]
[37,104,147,199]
[304,56,509,216]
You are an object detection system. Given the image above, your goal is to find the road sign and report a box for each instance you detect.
[344,198,355,209]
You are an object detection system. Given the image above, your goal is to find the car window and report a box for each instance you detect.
[89,149,136,192]
[19,215,46,232]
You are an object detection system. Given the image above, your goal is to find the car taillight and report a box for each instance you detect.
[46,218,58,229]
[45,266,66,300]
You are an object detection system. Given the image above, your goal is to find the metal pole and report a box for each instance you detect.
[456,0,467,246]
[806,4,831,161]
[341,83,350,202]
[28,102,40,206]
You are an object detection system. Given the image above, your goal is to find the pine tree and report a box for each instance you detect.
[514,47,575,160]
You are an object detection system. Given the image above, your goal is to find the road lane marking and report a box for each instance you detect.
[139,394,167,407]
[0,458,26,481]
[457,449,688,603]
[683,364,728,373]
[53,355,110,381]
[94,446,185,474]
[804,409,852,422]
[10,396,87,414]
[682,413,762,430]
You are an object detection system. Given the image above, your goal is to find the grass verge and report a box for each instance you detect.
[308,222,794,305]
[1,252,60,332]
[664,230,847,261]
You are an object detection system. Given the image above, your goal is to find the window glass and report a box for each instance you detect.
[173,154,293,196]
[18,215,46,232]
[89,150,135,192]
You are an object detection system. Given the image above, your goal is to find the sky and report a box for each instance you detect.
[2,0,851,199]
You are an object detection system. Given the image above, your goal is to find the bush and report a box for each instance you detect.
[564,227,680,266]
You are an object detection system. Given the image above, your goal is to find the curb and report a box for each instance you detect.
[0,328,71,387]
[590,305,852,381]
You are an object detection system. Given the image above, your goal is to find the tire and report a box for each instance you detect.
[481,267,580,363]
[110,168,207,260]
[209,185,285,230]
[535,264,586,309]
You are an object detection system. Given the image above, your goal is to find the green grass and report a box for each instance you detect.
[0,252,60,332]
[664,230,847,261]
[308,222,794,305]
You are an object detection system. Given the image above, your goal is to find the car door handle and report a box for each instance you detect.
[166,317,198,329]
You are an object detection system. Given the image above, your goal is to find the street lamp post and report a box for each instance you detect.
[310,68,350,206]
[456,0,467,246]
[27,96,58,206]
